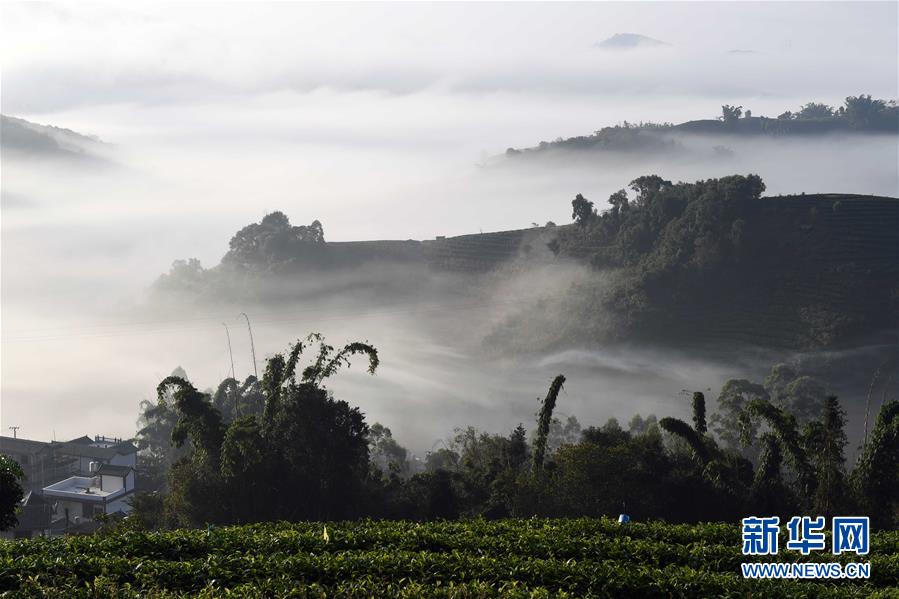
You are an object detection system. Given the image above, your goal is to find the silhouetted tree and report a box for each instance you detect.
[660,417,709,463]
[853,401,899,528]
[692,392,707,435]
[721,104,743,124]
[0,456,25,532]
[751,433,795,516]
[809,396,850,518]
[797,102,834,119]
[533,375,566,473]
[745,399,816,502]
[607,189,629,218]
[158,333,378,526]
[571,194,595,225]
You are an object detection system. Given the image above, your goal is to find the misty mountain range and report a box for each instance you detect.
[0,114,109,162]
[595,33,671,49]
[501,95,899,161]
[153,185,899,354]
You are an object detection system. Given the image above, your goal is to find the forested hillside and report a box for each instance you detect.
[154,175,898,351]
[538,177,899,350]
[502,95,898,159]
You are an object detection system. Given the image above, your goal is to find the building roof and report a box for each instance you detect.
[54,440,136,460]
[113,441,138,455]
[54,442,116,460]
[97,464,132,477]
[0,436,52,455]
[2,435,137,462]
[67,435,94,445]
[43,476,127,501]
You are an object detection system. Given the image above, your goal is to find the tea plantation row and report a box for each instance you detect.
[1,518,897,597]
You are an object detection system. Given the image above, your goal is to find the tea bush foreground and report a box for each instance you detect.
[2,518,898,598]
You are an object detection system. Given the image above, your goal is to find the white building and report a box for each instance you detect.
[42,463,136,525]
[1,434,139,536]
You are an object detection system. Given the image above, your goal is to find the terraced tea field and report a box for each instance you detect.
[2,518,897,597]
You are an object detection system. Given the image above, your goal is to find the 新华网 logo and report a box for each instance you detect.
[740,516,870,579]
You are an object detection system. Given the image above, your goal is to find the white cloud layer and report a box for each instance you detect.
[1,2,897,448]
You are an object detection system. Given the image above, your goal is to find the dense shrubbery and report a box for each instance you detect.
[136,334,378,528]
[541,174,898,348]
[128,337,899,533]
[2,519,897,597]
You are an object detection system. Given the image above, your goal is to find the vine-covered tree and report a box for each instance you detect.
[853,401,899,528]
[750,432,795,516]
[156,333,378,526]
[744,398,816,502]
[692,392,707,436]
[532,375,566,473]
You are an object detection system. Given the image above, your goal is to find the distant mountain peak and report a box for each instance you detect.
[595,33,670,50]
[1,114,108,161]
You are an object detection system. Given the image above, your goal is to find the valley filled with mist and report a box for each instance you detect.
[3,101,897,457]
[2,2,897,479]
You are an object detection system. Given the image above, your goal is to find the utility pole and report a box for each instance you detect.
[222,323,236,380]
[239,312,258,379]
[8,426,20,439]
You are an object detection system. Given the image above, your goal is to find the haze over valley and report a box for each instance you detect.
[2,2,897,458]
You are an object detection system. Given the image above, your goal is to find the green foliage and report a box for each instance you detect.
[546,415,582,454]
[135,367,201,494]
[0,455,25,531]
[504,177,899,351]
[809,396,850,518]
[153,258,209,296]
[660,417,709,463]
[853,401,899,528]
[532,375,566,474]
[751,433,796,518]
[129,347,891,535]
[844,94,898,130]
[368,423,410,477]
[692,392,707,436]
[570,194,595,225]
[797,102,835,119]
[3,519,895,597]
[212,375,264,422]
[150,334,379,527]
[553,174,774,342]
[710,379,769,451]
[720,104,743,124]
[744,398,816,501]
[224,212,325,271]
